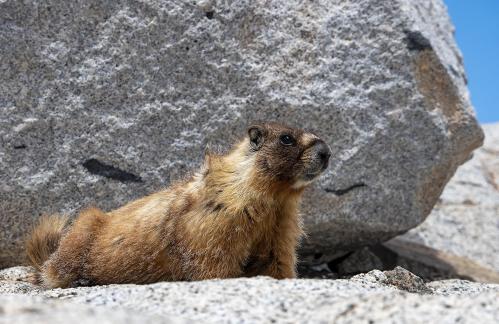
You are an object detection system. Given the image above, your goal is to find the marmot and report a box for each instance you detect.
[26,122,331,288]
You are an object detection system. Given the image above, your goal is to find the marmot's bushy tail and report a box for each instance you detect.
[26,214,69,271]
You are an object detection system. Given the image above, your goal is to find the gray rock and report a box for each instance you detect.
[308,290,499,324]
[428,279,499,296]
[401,123,499,271]
[0,294,184,324]
[1,267,499,323]
[331,247,385,276]
[350,267,431,293]
[381,266,431,293]
[0,0,483,267]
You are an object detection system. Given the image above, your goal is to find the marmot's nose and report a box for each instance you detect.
[313,141,331,167]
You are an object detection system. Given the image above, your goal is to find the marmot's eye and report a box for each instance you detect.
[279,134,296,146]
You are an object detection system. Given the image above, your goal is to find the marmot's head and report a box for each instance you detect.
[246,122,331,190]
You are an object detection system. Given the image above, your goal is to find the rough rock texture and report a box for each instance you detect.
[0,295,183,324]
[0,0,483,267]
[381,266,430,293]
[401,123,499,271]
[1,267,499,323]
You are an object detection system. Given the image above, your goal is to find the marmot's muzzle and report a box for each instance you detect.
[312,141,331,170]
[303,140,331,180]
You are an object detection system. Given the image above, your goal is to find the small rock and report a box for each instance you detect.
[382,266,431,293]
[329,247,384,276]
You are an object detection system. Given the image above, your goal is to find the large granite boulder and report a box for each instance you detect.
[1,267,499,323]
[400,123,499,271]
[0,0,483,267]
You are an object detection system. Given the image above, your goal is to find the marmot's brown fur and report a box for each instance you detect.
[26,122,331,288]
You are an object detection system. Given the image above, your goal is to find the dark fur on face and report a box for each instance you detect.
[247,122,331,187]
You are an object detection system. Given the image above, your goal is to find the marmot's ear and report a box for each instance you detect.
[247,125,265,150]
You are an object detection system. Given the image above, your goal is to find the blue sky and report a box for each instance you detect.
[444,1,499,123]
